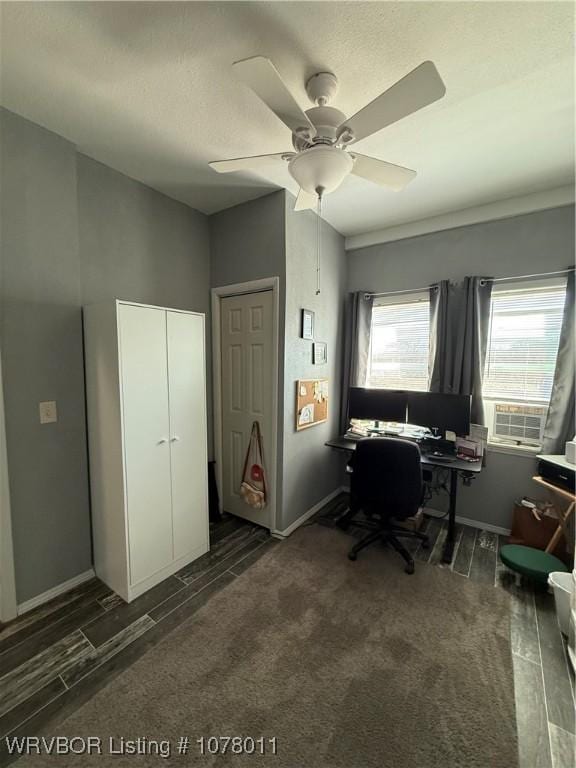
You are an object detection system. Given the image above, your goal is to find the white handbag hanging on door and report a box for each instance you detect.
[240,421,267,509]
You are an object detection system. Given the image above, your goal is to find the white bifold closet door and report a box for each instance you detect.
[119,304,173,586]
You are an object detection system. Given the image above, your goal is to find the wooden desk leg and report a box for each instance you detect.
[545,500,575,554]
[442,469,458,564]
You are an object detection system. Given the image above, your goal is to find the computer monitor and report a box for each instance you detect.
[348,388,408,423]
[407,392,471,437]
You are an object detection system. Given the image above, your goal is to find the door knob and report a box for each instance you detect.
[157,437,168,444]
[170,435,180,442]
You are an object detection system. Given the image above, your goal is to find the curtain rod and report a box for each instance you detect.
[486,267,574,284]
[364,285,435,299]
[365,267,574,298]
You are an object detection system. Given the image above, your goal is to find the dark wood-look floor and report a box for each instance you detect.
[0,496,574,768]
[0,516,276,765]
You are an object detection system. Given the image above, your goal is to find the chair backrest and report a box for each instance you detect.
[349,437,423,520]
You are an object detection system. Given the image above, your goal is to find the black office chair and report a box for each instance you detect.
[343,437,429,574]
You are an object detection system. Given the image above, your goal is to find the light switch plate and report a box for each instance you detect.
[39,401,57,424]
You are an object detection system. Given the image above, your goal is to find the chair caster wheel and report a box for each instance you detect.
[348,552,357,562]
[421,538,430,550]
[404,562,415,575]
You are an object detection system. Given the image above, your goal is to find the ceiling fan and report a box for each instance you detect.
[209,56,446,211]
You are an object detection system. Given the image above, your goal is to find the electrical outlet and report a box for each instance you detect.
[39,401,57,424]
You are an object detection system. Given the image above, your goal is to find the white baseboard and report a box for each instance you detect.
[17,569,95,615]
[272,489,510,539]
[422,507,510,536]
[454,516,510,537]
[272,487,348,539]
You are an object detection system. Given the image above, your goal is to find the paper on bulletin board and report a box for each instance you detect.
[298,403,314,425]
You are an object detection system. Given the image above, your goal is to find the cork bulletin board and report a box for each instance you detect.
[296,379,329,431]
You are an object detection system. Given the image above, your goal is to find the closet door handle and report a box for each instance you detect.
[157,437,169,444]
[170,435,180,442]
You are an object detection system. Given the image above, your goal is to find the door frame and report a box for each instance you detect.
[211,277,280,533]
[0,351,17,622]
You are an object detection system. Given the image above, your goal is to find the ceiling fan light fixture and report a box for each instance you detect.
[288,146,353,196]
[216,56,446,207]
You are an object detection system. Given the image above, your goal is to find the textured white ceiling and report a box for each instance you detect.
[1,2,573,236]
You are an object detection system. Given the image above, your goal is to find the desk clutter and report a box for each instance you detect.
[509,498,567,560]
[503,456,575,568]
[344,418,484,464]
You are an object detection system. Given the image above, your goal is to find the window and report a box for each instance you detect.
[366,292,430,391]
[483,279,566,446]
[483,280,566,403]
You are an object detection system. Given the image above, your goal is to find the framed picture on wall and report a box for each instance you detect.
[301,309,314,340]
[313,342,327,365]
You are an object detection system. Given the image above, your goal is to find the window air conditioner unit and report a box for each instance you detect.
[492,402,547,446]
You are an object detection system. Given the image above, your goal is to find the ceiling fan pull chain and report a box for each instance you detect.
[316,191,323,296]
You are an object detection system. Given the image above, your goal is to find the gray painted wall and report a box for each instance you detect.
[77,155,212,456]
[282,194,347,531]
[1,110,211,603]
[209,191,286,293]
[209,191,287,521]
[347,205,575,293]
[78,156,210,312]
[456,451,541,530]
[346,204,575,530]
[0,109,91,602]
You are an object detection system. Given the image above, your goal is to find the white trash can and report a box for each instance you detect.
[548,571,573,636]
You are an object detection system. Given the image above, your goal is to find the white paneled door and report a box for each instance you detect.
[118,304,174,585]
[221,291,273,527]
[167,311,209,561]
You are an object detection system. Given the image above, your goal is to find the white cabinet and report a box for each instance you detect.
[84,300,209,602]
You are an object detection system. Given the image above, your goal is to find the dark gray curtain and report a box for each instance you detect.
[428,281,450,392]
[452,277,493,425]
[542,271,575,454]
[340,291,373,432]
[428,277,492,425]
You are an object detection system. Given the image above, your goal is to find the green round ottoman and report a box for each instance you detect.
[500,544,568,584]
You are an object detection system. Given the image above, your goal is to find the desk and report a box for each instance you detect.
[325,436,482,564]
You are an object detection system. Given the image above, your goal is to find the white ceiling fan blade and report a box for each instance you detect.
[338,61,446,145]
[209,152,292,174]
[294,188,317,212]
[233,56,315,136]
[351,154,416,191]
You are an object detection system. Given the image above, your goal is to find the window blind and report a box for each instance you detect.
[483,284,566,403]
[367,296,430,391]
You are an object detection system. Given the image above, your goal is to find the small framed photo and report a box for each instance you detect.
[301,309,314,340]
[313,342,327,365]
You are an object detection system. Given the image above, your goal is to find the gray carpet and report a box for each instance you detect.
[19,525,518,767]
